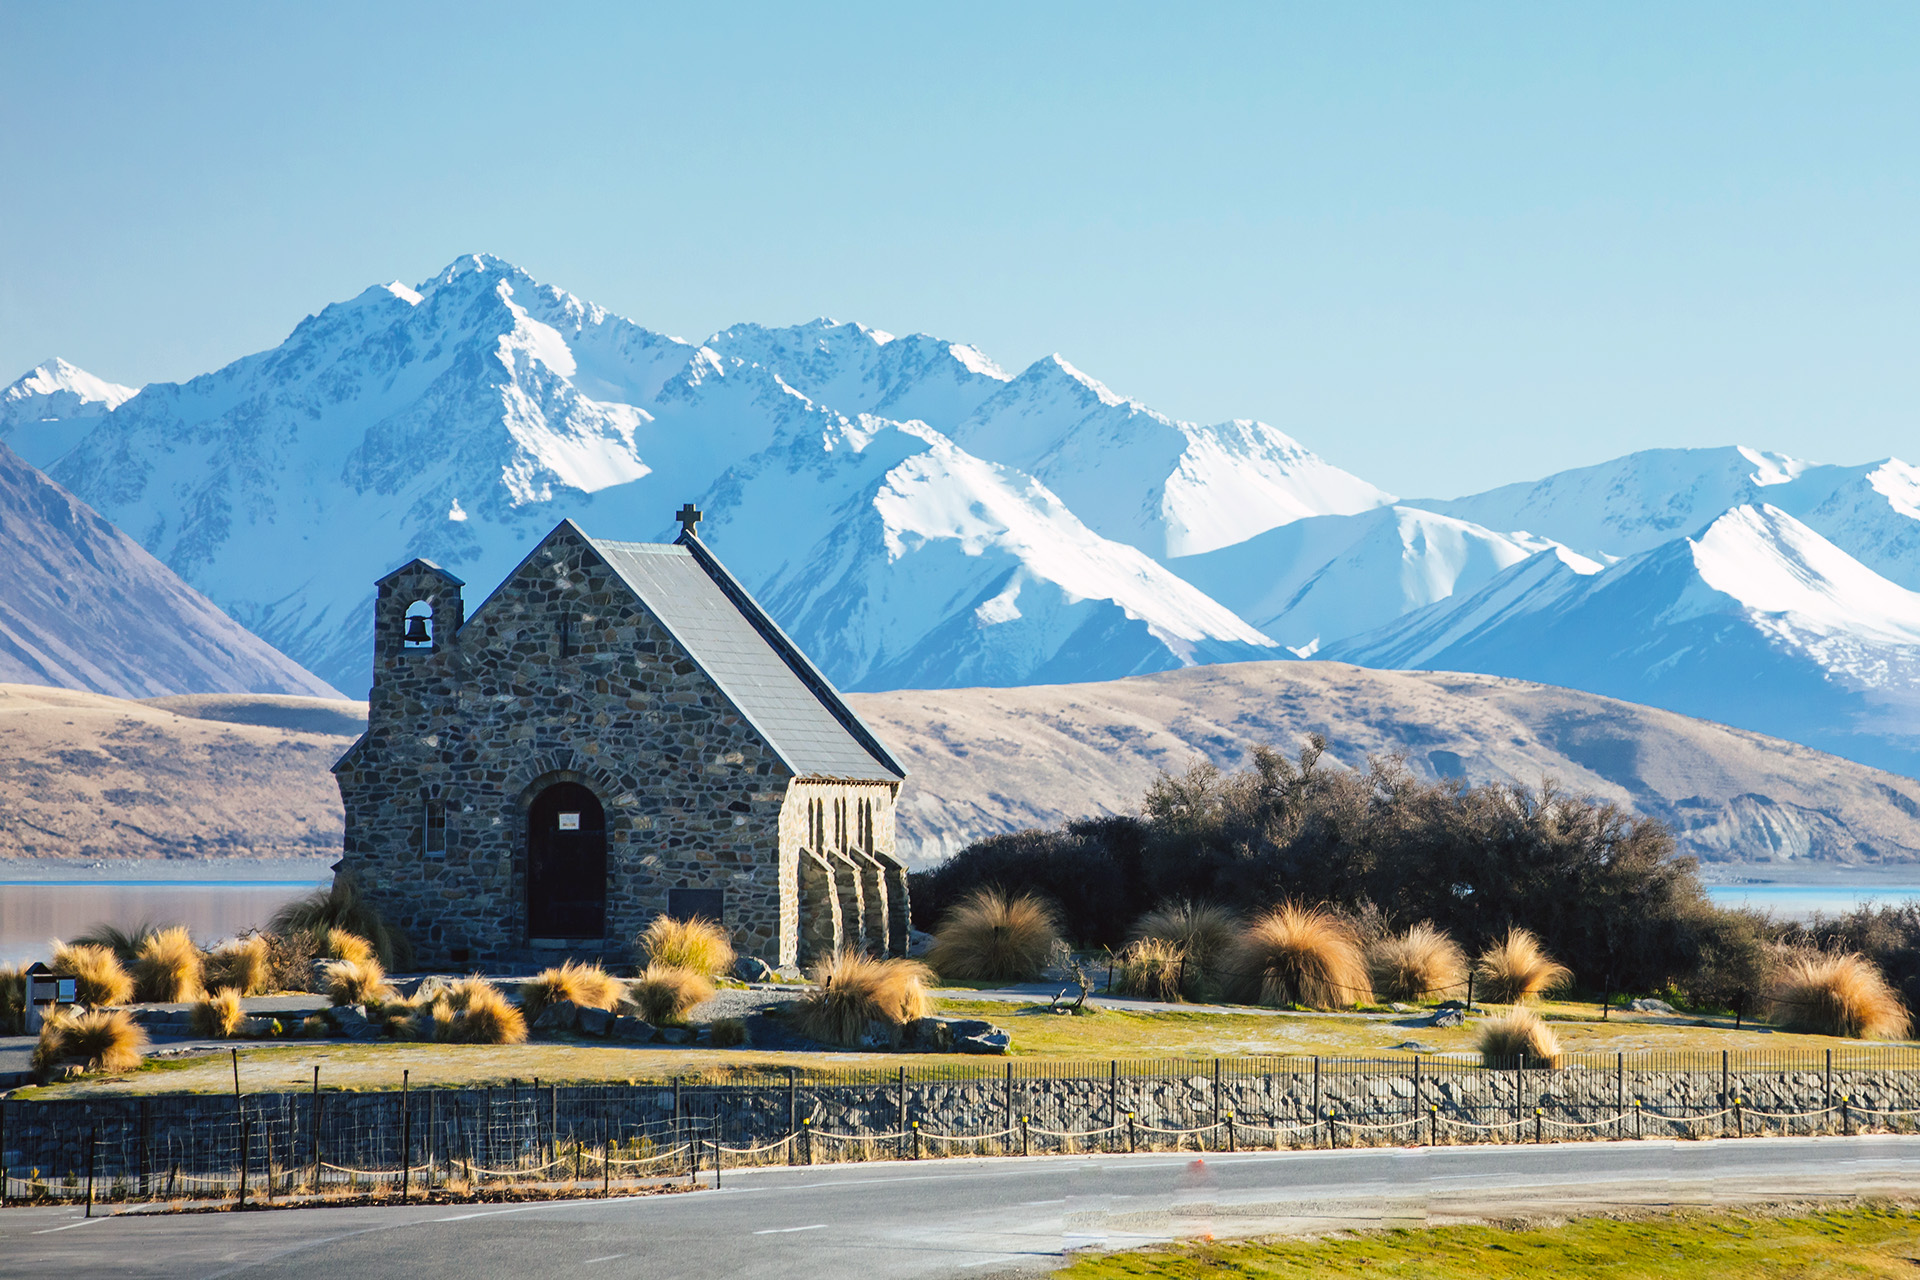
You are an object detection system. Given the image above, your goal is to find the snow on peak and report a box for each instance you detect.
[1690,504,1920,644]
[383,280,424,305]
[948,343,1009,380]
[1737,445,1815,488]
[0,358,140,469]
[5,358,138,411]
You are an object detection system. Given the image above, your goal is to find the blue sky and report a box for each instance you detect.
[3,2,1915,498]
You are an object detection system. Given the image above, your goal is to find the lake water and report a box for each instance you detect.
[1705,885,1920,918]
[0,878,326,967]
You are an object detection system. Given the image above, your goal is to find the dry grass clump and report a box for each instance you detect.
[204,934,274,997]
[626,965,717,1025]
[132,925,204,1003]
[0,965,25,1034]
[1112,937,1188,1001]
[637,915,736,979]
[320,928,377,966]
[51,941,134,1007]
[1368,922,1468,1002]
[71,921,161,968]
[1130,900,1240,998]
[436,976,528,1044]
[925,888,1061,982]
[523,960,626,1020]
[1231,903,1372,1010]
[1476,1007,1563,1067]
[1474,928,1571,1003]
[32,1008,147,1075]
[709,1017,751,1048]
[1767,949,1911,1040]
[792,952,935,1047]
[190,987,246,1038]
[270,871,410,968]
[322,957,392,1007]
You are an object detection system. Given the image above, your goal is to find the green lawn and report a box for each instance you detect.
[1056,1203,1920,1278]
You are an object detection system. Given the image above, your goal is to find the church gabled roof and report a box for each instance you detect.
[581,525,905,784]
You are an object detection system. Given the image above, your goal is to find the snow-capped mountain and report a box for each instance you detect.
[31,255,1374,695]
[1325,504,1920,775]
[0,441,339,699]
[1,358,139,470]
[1170,504,1601,657]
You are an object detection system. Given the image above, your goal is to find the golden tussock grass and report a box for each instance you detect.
[1112,937,1188,1001]
[637,915,736,978]
[190,987,246,1037]
[1767,949,1911,1040]
[626,965,716,1025]
[1473,928,1571,1003]
[792,952,935,1046]
[132,925,204,1003]
[1129,900,1239,997]
[0,965,25,1034]
[51,941,134,1007]
[321,928,377,966]
[522,960,626,1019]
[925,888,1061,982]
[1231,903,1372,1010]
[32,1008,148,1075]
[270,871,410,968]
[401,976,529,1044]
[323,957,391,1007]
[1368,922,1468,1003]
[204,934,274,996]
[1476,1006,1563,1067]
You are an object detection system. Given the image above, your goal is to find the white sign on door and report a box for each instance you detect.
[558,813,580,831]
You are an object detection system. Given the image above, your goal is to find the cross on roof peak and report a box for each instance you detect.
[676,503,703,537]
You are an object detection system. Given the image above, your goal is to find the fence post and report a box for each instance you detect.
[1721,1050,1730,1138]
[1428,1104,1437,1147]
[428,1090,438,1191]
[1734,1095,1743,1138]
[1825,1050,1834,1134]
[1466,972,1474,1009]
[138,1097,151,1200]
[85,1127,98,1218]
[1108,1060,1118,1153]
[674,1078,683,1153]
[1004,1063,1014,1153]
[712,1138,721,1189]
[549,1083,558,1170]
[311,1067,322,1192]
[1020,1115,1029,1157]
[787,1069,797,1152]
[897,1066,907,1160]
[912,1121,921,1160]
[1634,1099,1642,1140]
[1226,1111,1235,1153]
[1615,1053,1624,1132]
[1128,1112,1137,1153]
[802,1117,812,1166]
[601,1122,611,1197]
[1313,1057,1322,1148]
[1601,974,1610,1021]
[400,1070,412,1203]
[1534,1108,1542,1145]
[1842,1095,1851,1136]
[237,1117,250,1208]
[1212,1058,1222,1136]
[1411,1057,1421,1138]
[0,1099,7,1207]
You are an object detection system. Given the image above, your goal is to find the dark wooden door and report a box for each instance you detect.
[527,782,607,939]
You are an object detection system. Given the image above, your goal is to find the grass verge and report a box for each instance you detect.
[1054,1202,1920,1278]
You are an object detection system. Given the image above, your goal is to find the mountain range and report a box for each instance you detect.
[4,255,1918,781]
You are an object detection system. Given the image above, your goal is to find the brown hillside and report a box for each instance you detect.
[846,662,1920,870]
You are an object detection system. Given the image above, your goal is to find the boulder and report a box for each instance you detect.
[1427,1008,1467,1028]
[774,964,803,981]
[1629,998,1676,1014]
[531,999,581,1033]
[734,957,776,983]
[236,1016,278,1038]
[327,1005,381,1041]
[610,1016,656,1042]
[657,1025,693,1045]
[901,1017,955,1052]
[577,1005,614,1037]
[957,1027,1011,1055]
[906,929,936,958]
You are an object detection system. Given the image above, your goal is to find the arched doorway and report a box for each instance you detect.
[527,782,607,939]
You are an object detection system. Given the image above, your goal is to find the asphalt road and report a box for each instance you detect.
[4,1136,1917,1279]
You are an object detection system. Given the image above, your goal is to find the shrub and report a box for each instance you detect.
[1231,903,1372,1010]
[792,952,935,1047]
[402,977,527,1044]
[1474,928,1571,1003]
[709,1017,750,1048]
[132,926,204,1003]
[72,921,161,968]
[1476,1007,1562,1067]
[523,960,625,1020]
[925,889,1061,982]
[1129,900,1239,998]
[51,941,134,1007]
[910,816,1152,950]
[0,965,25,1035]
[32,1008,147,1075]
[1368,922,1468,1003]
[271,872,412,968]
[204,935,274,997]
[323,957,391,1007]
[260,930,321,993]
[1767,949,1911,1040]
[1112,937,1187,1001]
[1677,906,1779,1013]
[637,915,736,979]
[190,987,246,1038]
[626,965,716,1025]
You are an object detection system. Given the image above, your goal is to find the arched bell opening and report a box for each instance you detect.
[526,781,607,940]
[402,600,435,649]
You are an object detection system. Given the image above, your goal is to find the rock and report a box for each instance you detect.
[906,929,936,958]
[774,964,803,981]
[1629,998,1676,1014]
[1391,1003,1414,1014]
[657,1025,692,1045]
[902,1017,955,1052]
[577,1005,613,1037]
[327,1005,381,1041]
[957,1027,1011,1055]
[857,1020,894,1051]
[1390,1041,1437,1055]
[610,1016,655,1042]
[734,957,776,983]
[236,1016,277,1038]
[531,999,581,1032]
[1427,1008,1466,1028]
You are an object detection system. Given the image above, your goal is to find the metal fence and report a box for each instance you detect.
[6,1047,1920,1211]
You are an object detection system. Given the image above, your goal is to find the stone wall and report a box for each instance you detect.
[337,527,798,966]
[9,1059,1919,1183]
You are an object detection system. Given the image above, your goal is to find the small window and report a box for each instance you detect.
[558,610,573,658]
[423,799,447,857]
[667,888,725,925]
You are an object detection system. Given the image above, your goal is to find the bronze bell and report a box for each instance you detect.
[404,613,431,645]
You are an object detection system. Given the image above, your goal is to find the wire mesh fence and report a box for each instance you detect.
[6,1046,1920,1211]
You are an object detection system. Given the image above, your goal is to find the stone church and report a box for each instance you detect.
[332,508,910,970]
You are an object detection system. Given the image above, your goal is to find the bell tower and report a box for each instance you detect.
[371,557,466,683]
